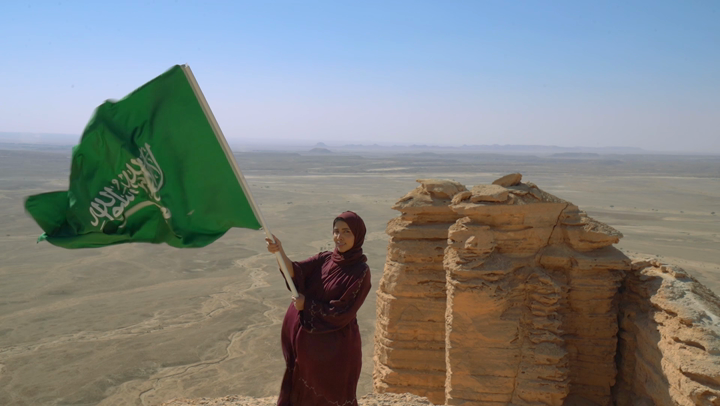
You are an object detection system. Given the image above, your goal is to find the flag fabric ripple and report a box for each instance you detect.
[25,65,261,248]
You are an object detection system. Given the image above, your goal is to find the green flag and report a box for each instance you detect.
[24,65,262,248]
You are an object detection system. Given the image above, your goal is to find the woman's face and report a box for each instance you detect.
[333,220,355,253]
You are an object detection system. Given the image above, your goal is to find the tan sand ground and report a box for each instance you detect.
[0,148,718,405]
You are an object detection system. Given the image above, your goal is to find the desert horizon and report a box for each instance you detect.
[1,145,719,405]
[4,1,719,403]
[4,131,720,156]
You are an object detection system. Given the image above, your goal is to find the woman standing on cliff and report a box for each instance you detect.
[265,211,372,406]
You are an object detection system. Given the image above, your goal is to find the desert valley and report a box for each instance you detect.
[1,145,719,405]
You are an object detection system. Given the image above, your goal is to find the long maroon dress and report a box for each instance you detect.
[278,250,372,406]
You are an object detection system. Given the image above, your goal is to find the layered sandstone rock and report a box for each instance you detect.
[375,174,720,406]
[614,260,720,406]
[444,179,628,405]
[374,179,466,404]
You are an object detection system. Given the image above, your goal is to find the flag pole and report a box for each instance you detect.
[181,64,299,297]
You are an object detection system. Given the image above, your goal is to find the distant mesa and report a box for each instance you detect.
[308,147,333,154]
[551,152,601,158]
[338,143,648,155]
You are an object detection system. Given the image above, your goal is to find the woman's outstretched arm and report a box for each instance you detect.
[266,235,294,278]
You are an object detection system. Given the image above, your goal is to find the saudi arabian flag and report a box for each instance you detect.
[24,65,262,248]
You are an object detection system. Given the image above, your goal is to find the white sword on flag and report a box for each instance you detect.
[181,64,299,297]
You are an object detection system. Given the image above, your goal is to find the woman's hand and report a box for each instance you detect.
[292,294,305,311]
[266,235,295,279]
[265,235,282,253]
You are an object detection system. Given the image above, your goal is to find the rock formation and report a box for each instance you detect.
[614,260,720,406]
[374,179,466,403]
[445,179,627,405]
[374,175,720,405]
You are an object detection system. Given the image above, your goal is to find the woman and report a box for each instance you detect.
[266,211,372,406]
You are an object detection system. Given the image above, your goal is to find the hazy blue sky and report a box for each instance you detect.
[1,1,719,151]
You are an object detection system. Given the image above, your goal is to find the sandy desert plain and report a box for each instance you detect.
[0,145,719,406]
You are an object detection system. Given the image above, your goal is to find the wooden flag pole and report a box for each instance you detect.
[181,64,299,297]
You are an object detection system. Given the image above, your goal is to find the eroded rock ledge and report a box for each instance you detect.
[374,176,720,405]
[615,260,720,406]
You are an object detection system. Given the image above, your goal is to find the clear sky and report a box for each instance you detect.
[1,1,719,152]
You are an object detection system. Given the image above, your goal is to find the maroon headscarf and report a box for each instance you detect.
[330,211,367,266]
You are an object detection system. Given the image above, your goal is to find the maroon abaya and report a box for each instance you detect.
[278,212,372,406]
